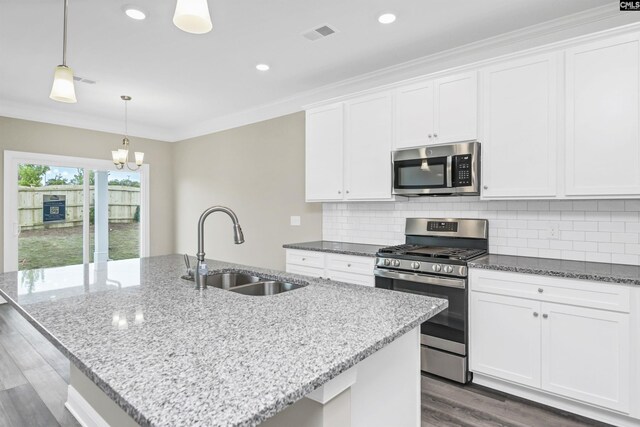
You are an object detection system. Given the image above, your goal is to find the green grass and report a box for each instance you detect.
[18,223,140,270]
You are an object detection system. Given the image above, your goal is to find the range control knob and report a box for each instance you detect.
[432,264,442,272]
[444,265,454,273]
[392,259,401,267]
[411,262,421,269]
[383,259,391,266]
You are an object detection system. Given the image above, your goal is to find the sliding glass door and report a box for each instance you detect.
[4,151,149,273]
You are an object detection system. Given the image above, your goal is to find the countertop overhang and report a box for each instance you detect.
[0,255,446,427]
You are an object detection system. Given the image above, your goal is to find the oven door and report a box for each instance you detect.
[392,156,452,195]
[374,269,467,354]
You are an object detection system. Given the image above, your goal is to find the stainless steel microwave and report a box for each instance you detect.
[392,141,481,196]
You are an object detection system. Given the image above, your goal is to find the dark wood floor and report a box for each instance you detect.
[0,304,611,427]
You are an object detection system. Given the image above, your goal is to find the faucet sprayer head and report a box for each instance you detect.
[233,224,245,244]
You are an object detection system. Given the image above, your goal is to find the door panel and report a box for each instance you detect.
[394,80,435,149]
[345,93,393,200]
[434,72,478,143]
[470,292,541,387]
[541,302,630,412]
[305,104,344,201]
[565,33,640,196]
[481,54,558,198]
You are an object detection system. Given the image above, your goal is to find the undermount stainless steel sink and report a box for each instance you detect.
[181,272,260,290]
[229,281,304,296]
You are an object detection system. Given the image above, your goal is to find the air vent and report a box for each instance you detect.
[73,76,97,84]
[302,24,337,41]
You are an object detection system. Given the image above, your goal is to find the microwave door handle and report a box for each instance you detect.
[446,156,453,188]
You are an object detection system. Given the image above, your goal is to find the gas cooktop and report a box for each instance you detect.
[377,244,487,261]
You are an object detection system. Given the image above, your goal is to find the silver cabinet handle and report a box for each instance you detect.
[538,288,543,293]
[302,258,306,261]
[346,190,350,194]
[338,190,342,194]
[433,133,438,137]
[347,264,351,267]
[533,312,539,317]
[543,314,548,319]
[483,185,488,190]
[428,134,432,138]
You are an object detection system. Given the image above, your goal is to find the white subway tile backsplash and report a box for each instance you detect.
[322,198,640,265]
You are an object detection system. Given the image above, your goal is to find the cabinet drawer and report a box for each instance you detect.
[326,270,374,287]
[286,263,324,279]
[325,253,375,275]
[286,250,325,268]
[470,269,630,313]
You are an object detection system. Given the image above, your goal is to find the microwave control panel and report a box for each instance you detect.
[453,155,473,187]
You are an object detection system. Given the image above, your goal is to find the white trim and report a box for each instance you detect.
[65,385,110,427]
[473,373,640,427]
[306,366,357,404]
[3,150,150,272]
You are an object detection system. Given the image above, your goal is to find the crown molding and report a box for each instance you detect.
[0,99,178,143]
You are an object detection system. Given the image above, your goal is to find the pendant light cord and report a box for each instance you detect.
[62,0,69,66]
[124,99,128,138]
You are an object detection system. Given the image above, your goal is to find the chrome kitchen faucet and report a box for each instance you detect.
[194,206,244,290]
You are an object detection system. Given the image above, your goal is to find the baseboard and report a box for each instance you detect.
[65,385,110,427]
[473,373,640,427]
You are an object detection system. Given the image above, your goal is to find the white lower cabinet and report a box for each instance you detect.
[470,292,541,388]
[285,249,375,287]
[470,269,635,421]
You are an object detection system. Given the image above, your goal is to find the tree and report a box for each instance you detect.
[71,169,95,185]
[46,174,68,186]
[18,164,49,187]
[109,178,140,187]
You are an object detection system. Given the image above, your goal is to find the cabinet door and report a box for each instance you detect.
[565,33,640,196]
[344,93,393,200]
[541,302,630,412]
[394,80,435,149]
[434,71,478,143]
[470,292,541,388]
[305,104,344,201]
[481,54,558,198]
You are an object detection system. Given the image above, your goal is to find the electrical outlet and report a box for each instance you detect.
[290,216,301,226]
[548,223,559,240]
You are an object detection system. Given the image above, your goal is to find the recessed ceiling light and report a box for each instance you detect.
[256,64,270,71]
[125,8,146,20]
[378,13,396,24]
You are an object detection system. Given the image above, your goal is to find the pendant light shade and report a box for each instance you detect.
[173,0,213,34]
[50,65,77,103]
[50,0,77,103]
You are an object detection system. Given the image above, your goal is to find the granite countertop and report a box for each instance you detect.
[0,255,446,427]
[469,254,640,286]
[282,240,384,257]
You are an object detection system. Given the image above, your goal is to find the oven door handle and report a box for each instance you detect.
[374,268,466,289]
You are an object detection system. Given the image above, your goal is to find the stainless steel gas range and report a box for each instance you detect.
[374,218,488,384]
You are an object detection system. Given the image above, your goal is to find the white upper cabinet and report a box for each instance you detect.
[565,33,640,197]
[481,54,558,198]
[305,104,344,201]
[394,72,477,149]
[434,72,478,144]
[345,93,393,200]
[394,80,434,149]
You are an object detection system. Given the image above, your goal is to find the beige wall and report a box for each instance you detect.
[0,116,175,272]
[173,112,322,270]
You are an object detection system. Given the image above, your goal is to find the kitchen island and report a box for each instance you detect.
[0,255,446,427]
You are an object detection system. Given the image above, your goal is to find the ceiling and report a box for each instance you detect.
[0,0,614,141]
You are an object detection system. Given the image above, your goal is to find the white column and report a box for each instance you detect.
[93,171,109,263]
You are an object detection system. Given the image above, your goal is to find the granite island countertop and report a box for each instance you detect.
[469,254,640,286]
[0,255,446,427]
[282,240,384,257]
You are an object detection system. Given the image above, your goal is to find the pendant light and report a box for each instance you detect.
[112,96,144,171]
[173,0,213,34]
[50,0,77,103]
